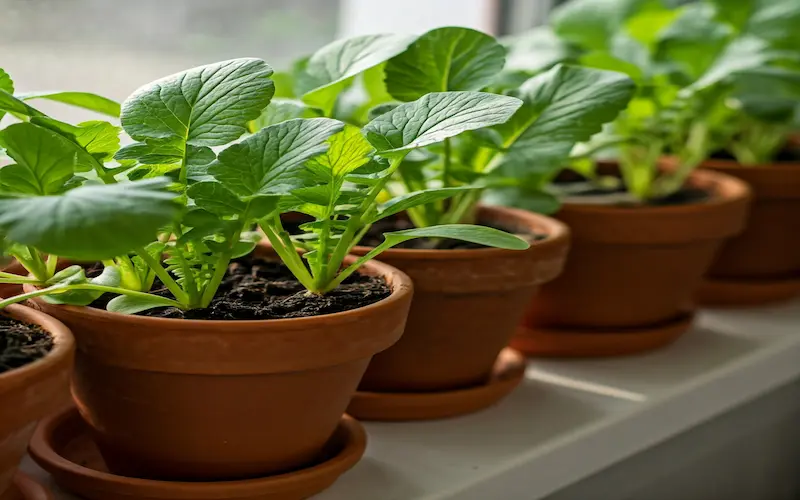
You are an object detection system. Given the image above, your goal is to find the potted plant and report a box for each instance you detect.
[259,27,638,420]
[0,57,531,494]
[687,0,800,305]
[0,67,122,298]
[512,0,755,357]
[0,302,74,499]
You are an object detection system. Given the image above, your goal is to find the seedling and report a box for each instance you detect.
[0,58,531,313]
[548,0,800,199]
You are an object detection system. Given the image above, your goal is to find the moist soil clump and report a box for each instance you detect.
[0,316,52,374]
[89,256,390,320]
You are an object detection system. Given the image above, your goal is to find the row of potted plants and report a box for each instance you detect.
[0,0,798,497]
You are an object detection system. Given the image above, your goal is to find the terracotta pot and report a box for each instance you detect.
[699,158,800,286]
[350,205,570,392]
[0,260,27,299]
[523,168,750,330]
[24,248,412,482]
[0,304,74,498]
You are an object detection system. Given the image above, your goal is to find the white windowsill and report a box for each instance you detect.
[22,299,800,499]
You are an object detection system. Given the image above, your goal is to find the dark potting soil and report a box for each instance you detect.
[555,176,711,207]
[0,317,52,374]
[711,148,800,164]
[88,257,390,321]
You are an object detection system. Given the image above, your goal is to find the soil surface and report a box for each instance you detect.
[0,316,52,374]
[89,257,390,320]
[712,148,800,163]
[555,177,711,207]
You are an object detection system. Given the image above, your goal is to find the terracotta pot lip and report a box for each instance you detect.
[24,257,413,330]
[559,168,750,216]
[352,204,569,261]
[0,303,74,387]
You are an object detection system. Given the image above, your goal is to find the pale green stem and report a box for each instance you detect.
[133,247,189,305]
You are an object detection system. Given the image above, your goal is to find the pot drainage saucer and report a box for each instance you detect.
[697,276,800,307]
[2,472,52,500]
[28,407,366,500]
[512,311,695,358]
[347,348,526,421]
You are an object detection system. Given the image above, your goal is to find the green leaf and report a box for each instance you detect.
[0,178,178,260]
[0,69,13,123]
[385,27,506,101]
[209,118,343,198]
[306,125,374,184]
[43,265,121,306]
[251,98,317,131]
[0,122,76,195]
[372,186,479,223]
[550,0,643,50]
[187,181,246,216]
[271,71,296,98]
[107,293,179,315]
[17,91,121,117]
[686,36,772,93]
[493,64,635,175]
[503,27,575,72]
[32,118,121,173]
[363,91,523,155]
[381,224,529,250]
[121,58,275,147]
[299,34,413,115]
[115,140,184,165]
[0,89,44,118]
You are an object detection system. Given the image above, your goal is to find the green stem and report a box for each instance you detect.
[325,154,406,285]
[46,254,58,276]
[200,204,251,308]
[443,138,452,188]
[134,247,189,305]
[0,283,183,310]
[0,277,40,284]
[260,221,316,291]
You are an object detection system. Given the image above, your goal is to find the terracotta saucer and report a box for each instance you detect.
[347,348,526,421]
[28,407,366,500]
[512,312,695,358]
[697,276,800,307]
[2,472,52,500]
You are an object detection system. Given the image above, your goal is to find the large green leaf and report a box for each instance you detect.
[209,118,343,198]
[0,122,76,195]
[17,91,121,117]
[746,0,800,49]
[306,125,374,182]
[492,64,635,174]
[299,34,413,115]
[384,27,506,102]
[121,58,274,147]
[687,36,771,93]
[0,178,178,260]
[382,224,529,250]
[187,181,246,216]
[363,91,523,155]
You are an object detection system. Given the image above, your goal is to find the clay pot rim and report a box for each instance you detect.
[23,255,412,330]
[0,303,74,390]
[559,168,750,216]
[353,204,570,261]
